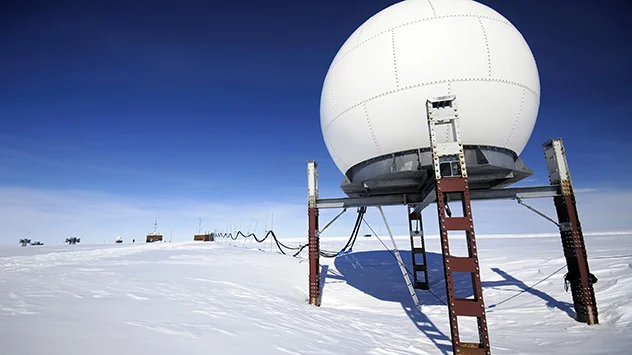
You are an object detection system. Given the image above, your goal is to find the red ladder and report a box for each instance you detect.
[427,96,491,355]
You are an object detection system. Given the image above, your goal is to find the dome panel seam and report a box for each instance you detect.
[477,17,492,78]
[363,102,382,154]
[427,0,437,17]
[323,78,539,130]
[331,14,511,69]
[391,29,400,88]
[504,88,526,148]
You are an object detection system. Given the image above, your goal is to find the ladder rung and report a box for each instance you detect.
[444,217,471,230]
[455,344,488,355]
[410,230,422,237]
[434,142,462,156]
[413,264,427,272]
[453,299,485,317]
[447,256,477,272]
[437,178,468,192]
[414,282,429,290]
[429,117,457,124]
[412,247,425,254]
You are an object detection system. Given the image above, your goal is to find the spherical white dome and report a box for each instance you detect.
[320,0,540,175]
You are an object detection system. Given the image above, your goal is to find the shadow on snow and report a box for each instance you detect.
[324,249,574,354]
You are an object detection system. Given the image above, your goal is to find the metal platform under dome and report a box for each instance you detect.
[341,145,533,198]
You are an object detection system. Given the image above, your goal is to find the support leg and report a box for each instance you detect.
[307,161,321,306]
[544,139,598,324]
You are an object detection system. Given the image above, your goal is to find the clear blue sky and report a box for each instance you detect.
[1,0,631,244]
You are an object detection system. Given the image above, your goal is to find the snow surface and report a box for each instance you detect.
[1,233,631,355]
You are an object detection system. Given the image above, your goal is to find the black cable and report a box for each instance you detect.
[213,229,352,258]
[215,231,298,255]
[212,208,372,259]
[217,225,627,311]
[338,207,365,253]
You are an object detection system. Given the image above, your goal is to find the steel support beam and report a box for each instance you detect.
[315,185,560,209]
[468,185,560,201]
[307,160,321,306]
[544,139,598,325]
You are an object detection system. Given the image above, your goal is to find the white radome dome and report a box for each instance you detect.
[320,0,540,176]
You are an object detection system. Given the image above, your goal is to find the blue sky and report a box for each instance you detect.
[1,0,631,244]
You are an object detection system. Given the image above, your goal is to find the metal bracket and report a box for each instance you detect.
[559,222,572,232]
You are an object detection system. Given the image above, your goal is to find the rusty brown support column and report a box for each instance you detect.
[544,139,598,325]
[307,160,321,306]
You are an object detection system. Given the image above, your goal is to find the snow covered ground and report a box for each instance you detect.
[1,232,631,355]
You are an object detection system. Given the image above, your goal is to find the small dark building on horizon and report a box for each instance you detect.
[146,234,163,243]
[193,233,214,242]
